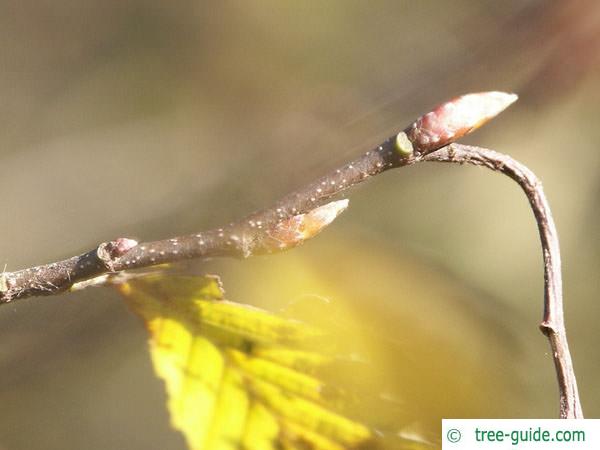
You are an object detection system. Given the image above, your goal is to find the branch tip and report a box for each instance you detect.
[405,91,518,155]
[0,94,582,420]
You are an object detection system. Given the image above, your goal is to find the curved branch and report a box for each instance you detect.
[0,92,581,419]
[0,92,516,304]
[423,144,583,419]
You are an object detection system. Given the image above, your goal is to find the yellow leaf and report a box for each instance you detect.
[242,403,279,450]
[118,274,375,450]
[204,368,249,450]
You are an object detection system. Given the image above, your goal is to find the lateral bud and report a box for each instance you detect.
[264,199,349,251]
[97,238,139,271]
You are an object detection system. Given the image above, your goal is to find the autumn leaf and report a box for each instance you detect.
[118,274,376,450]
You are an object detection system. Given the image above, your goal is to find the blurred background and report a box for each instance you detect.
[1,0,599,448]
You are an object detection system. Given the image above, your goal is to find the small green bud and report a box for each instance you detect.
[395,131,414,157]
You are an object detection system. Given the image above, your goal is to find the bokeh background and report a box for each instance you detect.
[1,1,599,449]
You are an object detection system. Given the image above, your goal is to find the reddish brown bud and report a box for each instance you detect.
[104,238,139,259]
[401,92,518,156]
[265,200,349,251]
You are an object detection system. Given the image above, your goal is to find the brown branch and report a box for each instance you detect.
[0,139,409,302]
[0,92,581,418]
[0,92,516,303]
[423,144,583,419]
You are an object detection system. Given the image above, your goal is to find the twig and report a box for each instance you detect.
[423,144,583,418]
[0,92,581,418]
[0,200,352,302]
[0,92,515,304]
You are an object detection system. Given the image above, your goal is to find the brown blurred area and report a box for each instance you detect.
[1,1,599,449]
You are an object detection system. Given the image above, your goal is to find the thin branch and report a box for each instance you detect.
[0,92,581,418]
[0,139,410,302]
[0,92,516,304]
[423,144,583,419]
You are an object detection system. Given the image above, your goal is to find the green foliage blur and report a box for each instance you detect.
[1,1,599,449]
